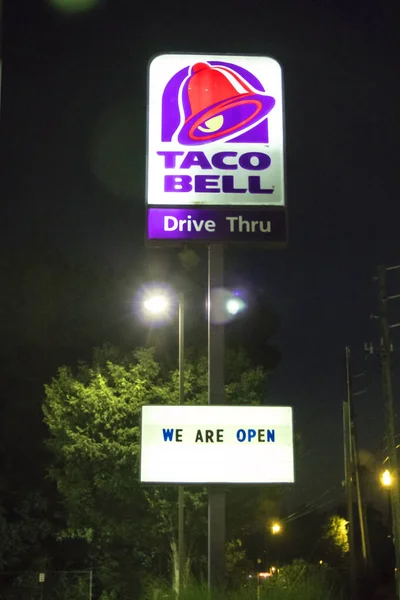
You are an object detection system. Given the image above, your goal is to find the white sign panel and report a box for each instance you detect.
[147,54,285,207]
[140,405,294,484]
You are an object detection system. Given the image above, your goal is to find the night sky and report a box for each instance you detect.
[2,0,400,510]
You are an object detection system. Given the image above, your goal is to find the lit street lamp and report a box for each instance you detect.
[381,469,394,540]
[271,522,282,535]
[143,294,170,315]
[141,284,247,594]
[226,297,246,316]
[382,469,393,488]
[143,289,185,596]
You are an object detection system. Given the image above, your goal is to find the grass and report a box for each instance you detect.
[142,571,344,600]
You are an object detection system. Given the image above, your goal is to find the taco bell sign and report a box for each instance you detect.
[146,54,286,245]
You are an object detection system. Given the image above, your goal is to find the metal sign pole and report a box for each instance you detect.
[208,243,225,590]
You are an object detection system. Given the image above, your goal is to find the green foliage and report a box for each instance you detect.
[323,515,349,557]
[44,347,172,596]
[139,570,343,600]
[226,539,246,573]
[241,560,343,600]
[43,344,271,597]
[225,539,252,588]
[0,569,93,600]
[260,574,341,600]
[0,492,51,571]
[268,558,330,587]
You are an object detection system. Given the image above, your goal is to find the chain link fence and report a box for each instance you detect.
[0,570,92,600]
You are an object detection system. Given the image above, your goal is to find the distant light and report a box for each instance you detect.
[319,560,323,565]
[381,469,393,487]
[258,572,271,578]
[209,288,247,324]
[47,0,101,13]
[270,566,276,573]
[271,523,281,535]
[226,297,246,315]
[143,295,169,315]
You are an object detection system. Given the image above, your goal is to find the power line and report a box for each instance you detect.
[282,483,343,524]
[284,498,337,523]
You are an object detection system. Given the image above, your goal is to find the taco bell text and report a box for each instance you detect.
[157,150,273,195]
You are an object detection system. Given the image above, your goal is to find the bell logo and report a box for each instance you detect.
[162,61,276,146]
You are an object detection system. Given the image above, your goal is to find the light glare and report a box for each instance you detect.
[209,288,247,324]
[381,469,393,487]
[226,297,246,315]
[226,298,240,315]
[143,295,169,315]
[271,523,281,534]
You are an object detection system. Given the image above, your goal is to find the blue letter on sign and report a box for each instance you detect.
[248,429,256,442]
[267,429,275,442]
[162,429,174,441]
[236,429,246,442]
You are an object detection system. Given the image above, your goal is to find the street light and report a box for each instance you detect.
[271,522,282,535]
[143,289,185,597]
[382,470,393,488]
[141,283,246,594]
[207,288,247,324]
[143,294,170,315]
[381,469,394,547]
[226,297,246,316]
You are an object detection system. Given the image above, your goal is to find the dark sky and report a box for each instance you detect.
[2,0,400,509]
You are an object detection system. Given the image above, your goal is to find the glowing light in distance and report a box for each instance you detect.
[226,297,246,315]
[143,295,170,315]
[271,523,281,535]
[381,469,393,487]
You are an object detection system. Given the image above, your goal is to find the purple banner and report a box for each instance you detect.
[147,208,286,243]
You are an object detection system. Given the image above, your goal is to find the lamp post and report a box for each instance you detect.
[142,284,246,593]
[143,290,185,596]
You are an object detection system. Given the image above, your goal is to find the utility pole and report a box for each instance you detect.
[351,418,370,567]
[378,264,400,600]
[343,346,356,595]
[351,369,371,569]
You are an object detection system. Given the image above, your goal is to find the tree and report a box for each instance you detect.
[0,238,154,597]
[322,514,349,566]
[43,344,277,597]
[0,492,52,569]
